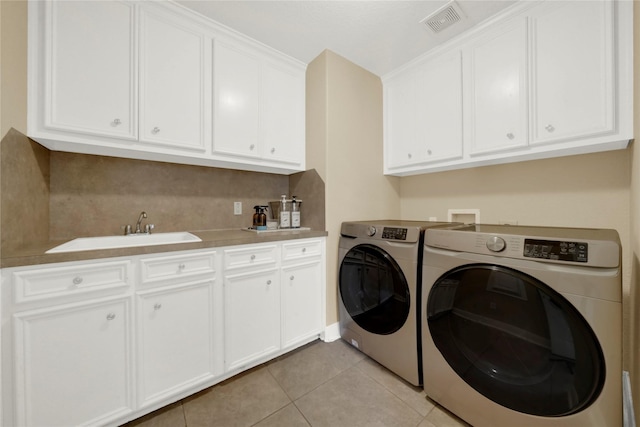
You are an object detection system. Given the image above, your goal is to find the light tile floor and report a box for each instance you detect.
[124,339,470,427]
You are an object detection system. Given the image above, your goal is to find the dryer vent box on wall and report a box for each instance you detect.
[448,209,479,224]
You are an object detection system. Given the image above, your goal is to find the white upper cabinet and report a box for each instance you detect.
[384,50,463,173]
[383,0,632,176]
[28,1,306,175]
[213,40,305,169]
[530,1,614,145]
[467,18,528,155]
[41,1,136,140]
[139,6,207,152]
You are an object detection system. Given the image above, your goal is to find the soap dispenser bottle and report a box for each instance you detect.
[279,195,290,229]
[253,206,268,230]
[291,196,301,228]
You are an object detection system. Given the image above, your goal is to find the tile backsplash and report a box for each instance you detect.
[1,129,325,249]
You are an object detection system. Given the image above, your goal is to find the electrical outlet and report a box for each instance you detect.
[234,202,242,215]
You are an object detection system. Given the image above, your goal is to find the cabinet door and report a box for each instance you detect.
[224,268,280,371]
[415,51,464,163]
[384,69,419,169]
[45,1,136,139]
[14,298,133,427]
[262,61,305,166]
[281,260,322,348]
[213,41,261,158]
[469,18,528,155]
[531,1,614,145]
[139,8,207,151]
[137,280,215,407]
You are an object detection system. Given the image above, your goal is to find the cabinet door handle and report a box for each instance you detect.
[106,313,116,321]
[72,276,83,285]
[178,263,186,271]
[407,153,412,159]
[111,118,121,127]
[545,124,555,133]
[427,149,432,155]
[154,303,162,311]
[290,275,295,281]
[266,280,272,285]
[249,144,255,151]
[250,254,256,261]
[270,147,275,154]
[506,133,515,140]
[302,247,306,253]
[151,127,160,134]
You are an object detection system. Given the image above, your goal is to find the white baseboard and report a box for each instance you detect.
[323,322,341,342]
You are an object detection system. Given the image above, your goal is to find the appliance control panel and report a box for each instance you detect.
[523,239,588,263]
[382,227,408,240]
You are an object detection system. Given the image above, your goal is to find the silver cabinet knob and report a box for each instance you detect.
[72,276,83,285]
[249,144,255,151]
[106,313,116,321]
[290,275,295,280]
[302,247,306,253]
[506,133,515,140]
[407,153,412,159]
[427,149,432,155]
[545,124,555,133]
[178,263,186,271]
[111,118,121,126]
[250,254,256,260]
[154,303,162,311]
[266,280,272,285]
[151,127,160,134]
[270,147,275,154]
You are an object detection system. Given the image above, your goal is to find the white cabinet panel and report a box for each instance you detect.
[213,41,261,158]
[262,61,305,165]
[281,261,323,348]
[531,1,614,145]
[139,8,207,151]
[224,268,280,371]
[469,18,528,155]
[46,1,136,139]
[137,280,215,407]
[14,297,133,427]
[384,51,463,172]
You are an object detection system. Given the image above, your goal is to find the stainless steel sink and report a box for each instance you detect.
[46,232,202,254]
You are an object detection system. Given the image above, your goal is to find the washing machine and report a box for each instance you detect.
[338,220,455,386]
[421,224,622,426]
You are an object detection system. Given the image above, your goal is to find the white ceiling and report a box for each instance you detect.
[176,1,517,77]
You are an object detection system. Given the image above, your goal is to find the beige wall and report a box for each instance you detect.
[306,50,400,325]
[0,0,27,137]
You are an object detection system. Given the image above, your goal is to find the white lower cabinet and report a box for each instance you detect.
[136,279,216,408]
[223,268,280,371]
[2,237,325,426]
[13,297,134,427]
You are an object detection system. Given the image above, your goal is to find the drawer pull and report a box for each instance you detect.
[72,276,83,286]
[290,275,295,281]
[302,248,307,253]
[106,313,116,321]
[250,255,256,261]
[178,264,186,271]
[154,303,162,311]
[266,280,272,285]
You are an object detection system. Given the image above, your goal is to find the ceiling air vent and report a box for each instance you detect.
[420,1,464,34]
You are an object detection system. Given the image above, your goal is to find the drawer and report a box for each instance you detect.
[223,245,278,270]
[140,251,216,285]
[282,239,322,262]
[12,260,132,304]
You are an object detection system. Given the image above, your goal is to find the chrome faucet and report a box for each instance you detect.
[135,211,147,234]
[124,211,154,235]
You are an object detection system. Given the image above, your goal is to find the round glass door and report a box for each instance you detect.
[339,244,410,335]
[427,264,605,417]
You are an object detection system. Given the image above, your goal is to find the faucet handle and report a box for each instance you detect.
[145,224,155,234]
[124,225,132,235]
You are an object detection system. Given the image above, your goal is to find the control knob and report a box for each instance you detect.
[486,236,506,252]
[366,226,377,237]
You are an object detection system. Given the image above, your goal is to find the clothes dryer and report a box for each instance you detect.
[338,220,455,386]
[422,224,622,426]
